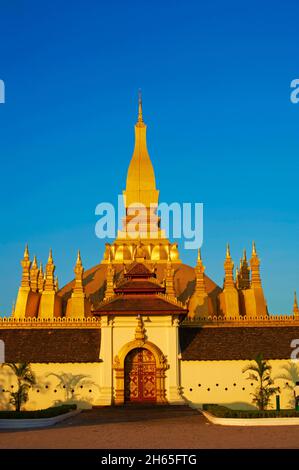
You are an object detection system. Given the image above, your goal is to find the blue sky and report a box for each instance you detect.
[0,0,298,315]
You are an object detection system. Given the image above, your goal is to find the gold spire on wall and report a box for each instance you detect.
[66,250,90,318]
[44,249,55,291]
[165,252,175,297]
[250,241,262,288]
[224,244,235,289]
[30,256,39,292]
[21,244,31,288]
[238,249,250,289]
[194,248,207,296]
[38,262,44,292]
[73,250,84,294]
[294,291,299,317]
[104,258,115,300]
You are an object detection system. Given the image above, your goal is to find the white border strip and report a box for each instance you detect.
[0,409,80,429]
[202,410,299,427]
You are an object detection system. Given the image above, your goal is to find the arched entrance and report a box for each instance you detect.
[124,348,156,403]
[113,340,168,405]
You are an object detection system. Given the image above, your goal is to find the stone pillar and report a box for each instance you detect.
[166,317,185,404]
[97,315,113,406]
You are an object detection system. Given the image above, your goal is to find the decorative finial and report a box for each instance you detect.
[138,89,143,123]
[294,291,299,317]
[295,291,298,308]
[252,241,257,256]
[76,250,82,265]
[32,255,38,268]
[48,248,53,263]
[243,249,247,261]
[24,244,29,259]
[197,248,202,262]
[226,243,231,258]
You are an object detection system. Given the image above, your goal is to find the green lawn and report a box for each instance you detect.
[0,404,76,419]
[202,404,299,418]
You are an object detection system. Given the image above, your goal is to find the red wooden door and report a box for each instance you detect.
[124,348,156,402]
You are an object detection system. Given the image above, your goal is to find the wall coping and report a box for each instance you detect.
[0,409,80,429]
[201,410,299,426]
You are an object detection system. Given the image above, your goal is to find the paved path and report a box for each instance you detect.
[1,406,299,449]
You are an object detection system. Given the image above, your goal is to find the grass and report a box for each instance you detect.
[202,404,299,418]
[0,404,76,419]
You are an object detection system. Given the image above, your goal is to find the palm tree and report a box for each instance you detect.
[242,353,279,410]
[275,362,299,408]
[2,363,36,411]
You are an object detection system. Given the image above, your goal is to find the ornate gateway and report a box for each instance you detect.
[124,348,157,402]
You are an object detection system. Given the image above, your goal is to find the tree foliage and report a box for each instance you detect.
[242,353,279,410]
[2,363,36,411]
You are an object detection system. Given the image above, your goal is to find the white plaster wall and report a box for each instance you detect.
[180,359,298,410]
[0,363,103,411]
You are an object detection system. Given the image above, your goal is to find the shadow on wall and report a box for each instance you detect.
[180,386,257,411]
[275,361,299,408]
[46,372,99,409]
[0,367,16,410]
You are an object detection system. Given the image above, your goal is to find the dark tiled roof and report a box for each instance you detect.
[125,262,153,278]
[115,279,165,293]
[0,329,101,363]
[180,326,299,360]
[94,295,186,314]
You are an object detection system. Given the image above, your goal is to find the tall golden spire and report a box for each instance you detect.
[66,250,90,318]
[224,243,235,288]
[137,89,143,125]
[38,262,44,292]
[238,248,250,289]
[20,244,31,288]
[165,251,175,297]
[44,248,55,291]
[250,241,262,288]
[187,248,209,320]
[30,256,39,292]
[194,248,207,296]
[73,250,84,293]
[294,291,299,317]
[14,245,32,318]
[124,92,159,209]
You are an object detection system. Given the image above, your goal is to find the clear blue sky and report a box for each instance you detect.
[0,0,298,315]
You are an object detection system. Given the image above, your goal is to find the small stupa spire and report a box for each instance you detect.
[44,249,55,291]
[238,248,250,289]
[137,89,143,124]
[38,262,44,292]
[76,249,82,266]
[250,241,262,288]
[252,241,257,256]
[294,291,299,317]
[30,255,39,292]
[24,243,29,260]
[20,244,31,288]
[48,248,53,263]
[224,244,235,289]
